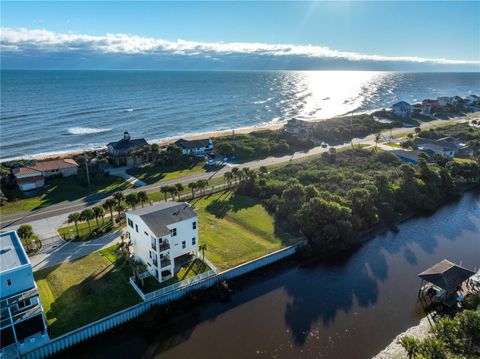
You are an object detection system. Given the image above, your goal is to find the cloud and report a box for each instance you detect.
[1,27,479,70]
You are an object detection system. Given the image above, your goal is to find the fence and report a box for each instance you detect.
[21,241,306,359]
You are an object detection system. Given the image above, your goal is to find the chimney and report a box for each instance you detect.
[124,131,131,141]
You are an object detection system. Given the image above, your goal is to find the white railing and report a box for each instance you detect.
[22,241,307,359]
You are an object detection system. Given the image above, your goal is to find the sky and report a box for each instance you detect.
[1,1,479,71]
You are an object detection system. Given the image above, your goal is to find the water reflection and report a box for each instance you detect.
[60,191,479,359]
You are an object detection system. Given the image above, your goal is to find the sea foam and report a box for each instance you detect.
[68,127,112,135]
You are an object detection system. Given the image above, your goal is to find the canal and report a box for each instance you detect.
[60,191,480,359]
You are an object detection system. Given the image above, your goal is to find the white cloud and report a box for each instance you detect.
[1,27,479,66]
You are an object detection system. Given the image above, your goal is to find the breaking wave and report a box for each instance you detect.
[68,127,112,135]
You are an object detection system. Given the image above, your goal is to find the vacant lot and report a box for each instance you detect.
[34,244,140,337]
[192,191,301,271]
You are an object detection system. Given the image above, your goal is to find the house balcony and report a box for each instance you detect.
[151,242,157,251]
[159,241,170,252]
[160,258,172,268]
[152,258,158,267]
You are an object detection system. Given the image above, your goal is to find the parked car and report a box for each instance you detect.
[321,142,328,148]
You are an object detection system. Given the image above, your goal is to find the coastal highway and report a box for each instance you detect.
[0,116,470,229]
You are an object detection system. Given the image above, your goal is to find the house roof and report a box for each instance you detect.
[129,201,197,237]
[419,259,475,293]
[16,176,45,185]
[415,137,465,151]
[108,138,149,151]
[392,101,411,108]
[13,159,78,177]
[0,231,29,272]
[175,138,211,149]
[390,150,429,162]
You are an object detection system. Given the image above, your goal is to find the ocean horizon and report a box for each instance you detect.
[1,70,479,161]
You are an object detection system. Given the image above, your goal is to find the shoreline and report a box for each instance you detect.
[2,111,479,164]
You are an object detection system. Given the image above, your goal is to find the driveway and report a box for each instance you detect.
[29,228,125,271]
[108,166,146,187]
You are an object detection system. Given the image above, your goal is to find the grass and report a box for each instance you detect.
[34,243,140,337]
[57,218,124,242]
[191,191,302,271]
[126,158,208,185]
[1,174,131,215]
[138,258,211,293]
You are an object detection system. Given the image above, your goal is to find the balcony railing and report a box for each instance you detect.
[161,258,172,268]
[152,259,158,267]
[159,241,170,252]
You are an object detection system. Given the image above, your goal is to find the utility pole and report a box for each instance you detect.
[84,149,91,186]
[232,129,236,158]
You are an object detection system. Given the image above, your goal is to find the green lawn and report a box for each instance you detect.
[127,158,209,185]
[1,174,131,215]
[57,219,124,242]
[191,191,302,271]
[138,258,211,293]
[34,244,141,337]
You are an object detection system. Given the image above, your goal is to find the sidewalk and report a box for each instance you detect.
[30,228,125,272]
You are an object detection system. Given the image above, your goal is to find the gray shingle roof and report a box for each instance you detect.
[108,138,148,151]
[419,259,475,293]
[129,201,196,237]
[175,138,211,149]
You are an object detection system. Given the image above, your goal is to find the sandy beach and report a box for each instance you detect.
[6,111,479,163]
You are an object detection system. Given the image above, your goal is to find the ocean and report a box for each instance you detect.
[1,70,479,161]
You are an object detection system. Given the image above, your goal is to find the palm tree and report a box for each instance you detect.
[374,131,382,151]
[113,192,125,206]
[125,192,138,209]
[137,191,148,208]
[175,183,184,200]
[167,186,176,201]
[93,206,104,227]
[160,186,170,201]
[199,244,208,270]
[231,167,240,183]
[17,224,33,241]
[68,212,81,238]
[241,167,251,181]
[224,171,233,188]
[103,198,117,223]
[188,182,197,198]
[80,208,95,235]
[151,143,160,162]
[195,180,205,196]
[97,156,109,173]
[115,204,125,222]
[259,166,268,175]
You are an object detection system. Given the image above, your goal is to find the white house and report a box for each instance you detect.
[12,159,79,191]
[284,118,316,137]
[126,201,199,283]
[0,231,49,357]
[392,101,413,118]
[175,138,213,157]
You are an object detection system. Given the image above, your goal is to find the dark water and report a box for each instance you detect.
[1,70,479,160]
[59,191,480,359]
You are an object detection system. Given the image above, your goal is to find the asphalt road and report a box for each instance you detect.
[0,117,467,229]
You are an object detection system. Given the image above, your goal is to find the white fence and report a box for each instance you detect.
[21,241,306,359]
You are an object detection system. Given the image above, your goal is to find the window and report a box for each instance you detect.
[6,279,12,286]
[144,231,149,236]
[17,298,32,310]
[170,228,177,237]
[192,237,196,245]
[182,241,186,249]
[149,251,152,259]
[192,221,197,230]
[135,224,139,233]
[127,219,133,228]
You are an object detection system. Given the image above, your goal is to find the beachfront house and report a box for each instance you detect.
[284,118,315,137]
[0,231,49,357]
[126,201,199,283]
[421,99,441,116]
[12,159,79,191]
[107,131,149,167]
[174,138,214,157]
[392,101,413,118]
[414,137,471,158]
